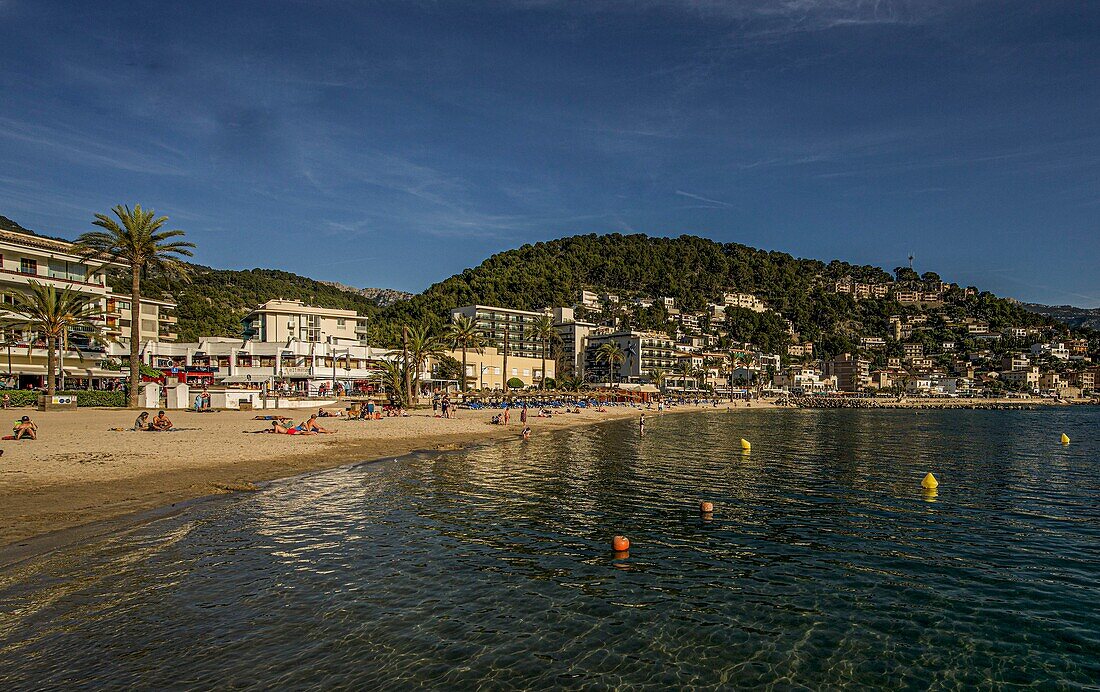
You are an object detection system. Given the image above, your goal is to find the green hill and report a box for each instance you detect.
[0,215,1079,357]
[372,233,1059,357]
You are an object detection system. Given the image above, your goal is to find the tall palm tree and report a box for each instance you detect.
[75,205,194,408]
[0,282,105,397]
[530,314,554,389]
[678,358,695,393]
[446,315,484,393]
[594,342,626,386]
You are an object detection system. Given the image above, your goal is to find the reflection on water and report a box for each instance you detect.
[1,409,1098,688]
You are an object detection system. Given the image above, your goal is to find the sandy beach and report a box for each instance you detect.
[0,402,741,550]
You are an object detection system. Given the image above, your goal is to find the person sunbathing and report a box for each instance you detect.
[316,407,338,418]
[249,421,316,435]
[299,414,334,433]
[151,410,173,431]
[14,415,37,440]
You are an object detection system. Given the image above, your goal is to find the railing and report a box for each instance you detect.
[0,268,107,289]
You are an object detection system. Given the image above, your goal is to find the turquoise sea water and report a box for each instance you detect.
[1,408,1098,689]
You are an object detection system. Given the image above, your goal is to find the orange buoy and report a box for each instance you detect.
[612,535,630,552]
[699,501,714,513]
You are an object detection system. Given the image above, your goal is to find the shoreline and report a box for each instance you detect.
[1,397,1088,558]
[0,402,729,554]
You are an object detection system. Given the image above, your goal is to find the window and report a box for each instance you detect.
[523,369,530,376]
[337,319,346,327]
[511,368,518,376]
[493,367,500,375]
[20,258,37,275]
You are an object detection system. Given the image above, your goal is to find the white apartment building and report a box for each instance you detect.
[104,291,178,343]
[722,292,767,313]
[243,299,369,344]
[1031,343,1070,360]
[133,337,396,394]
[0,228,121,387]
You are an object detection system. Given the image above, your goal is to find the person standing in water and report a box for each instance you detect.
[639,413,646,436]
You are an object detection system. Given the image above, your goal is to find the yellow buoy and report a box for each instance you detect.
[921,472,939,490]
[740,438,752,451]
[1061,433,1070,445]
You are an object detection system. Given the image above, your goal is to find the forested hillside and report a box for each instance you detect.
[0,215,1072,355]
[370,234,1056,355]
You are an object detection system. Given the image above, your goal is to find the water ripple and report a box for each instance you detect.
[1,408,1098,689]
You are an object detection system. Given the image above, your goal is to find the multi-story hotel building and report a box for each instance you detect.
[243,299,369,344]
[451,305,549,361]
[104,291,178,343]
[0,228,121,387]
[823,353,871,392]
[583,330,677,383]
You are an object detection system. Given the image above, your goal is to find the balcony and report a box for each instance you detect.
[159,314,178,324]
[0,268,109,293]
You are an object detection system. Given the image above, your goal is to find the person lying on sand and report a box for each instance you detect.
[298,414,334,433]
[13,415,37,440]
[151,410,173,431]
[246,421,317,435]
[252,415,292,421]
[316,407,339,418]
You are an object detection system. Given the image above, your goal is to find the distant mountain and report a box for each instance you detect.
[318,281,413,307]
[1021,303,1100,331]
[0,214,37,235]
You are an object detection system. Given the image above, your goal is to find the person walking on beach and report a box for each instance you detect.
[520,402,527,424]
[639,413,646,436]
[503,405,509,426]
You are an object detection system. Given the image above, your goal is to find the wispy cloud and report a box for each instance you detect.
[674,189,734,207]
[0,117,187,176]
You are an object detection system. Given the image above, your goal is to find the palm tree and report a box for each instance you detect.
[446,315,484,393]
[377,360,407,406]
[404,324,445,401]
[594,342,626,386]
[693,368,708,393]
[75,205,194,408]
[0,282,105,397]
[673,358,690,391]
[647,367,668,392]
[530,314,554,389]
[558,374,582,392]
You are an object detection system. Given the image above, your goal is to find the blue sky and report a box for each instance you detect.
[1,1,1097,306]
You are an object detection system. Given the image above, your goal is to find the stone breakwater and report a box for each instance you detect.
[788,397,1067,410]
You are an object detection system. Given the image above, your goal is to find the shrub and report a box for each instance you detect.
[1,389,127,407]
[506,377,524,390]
